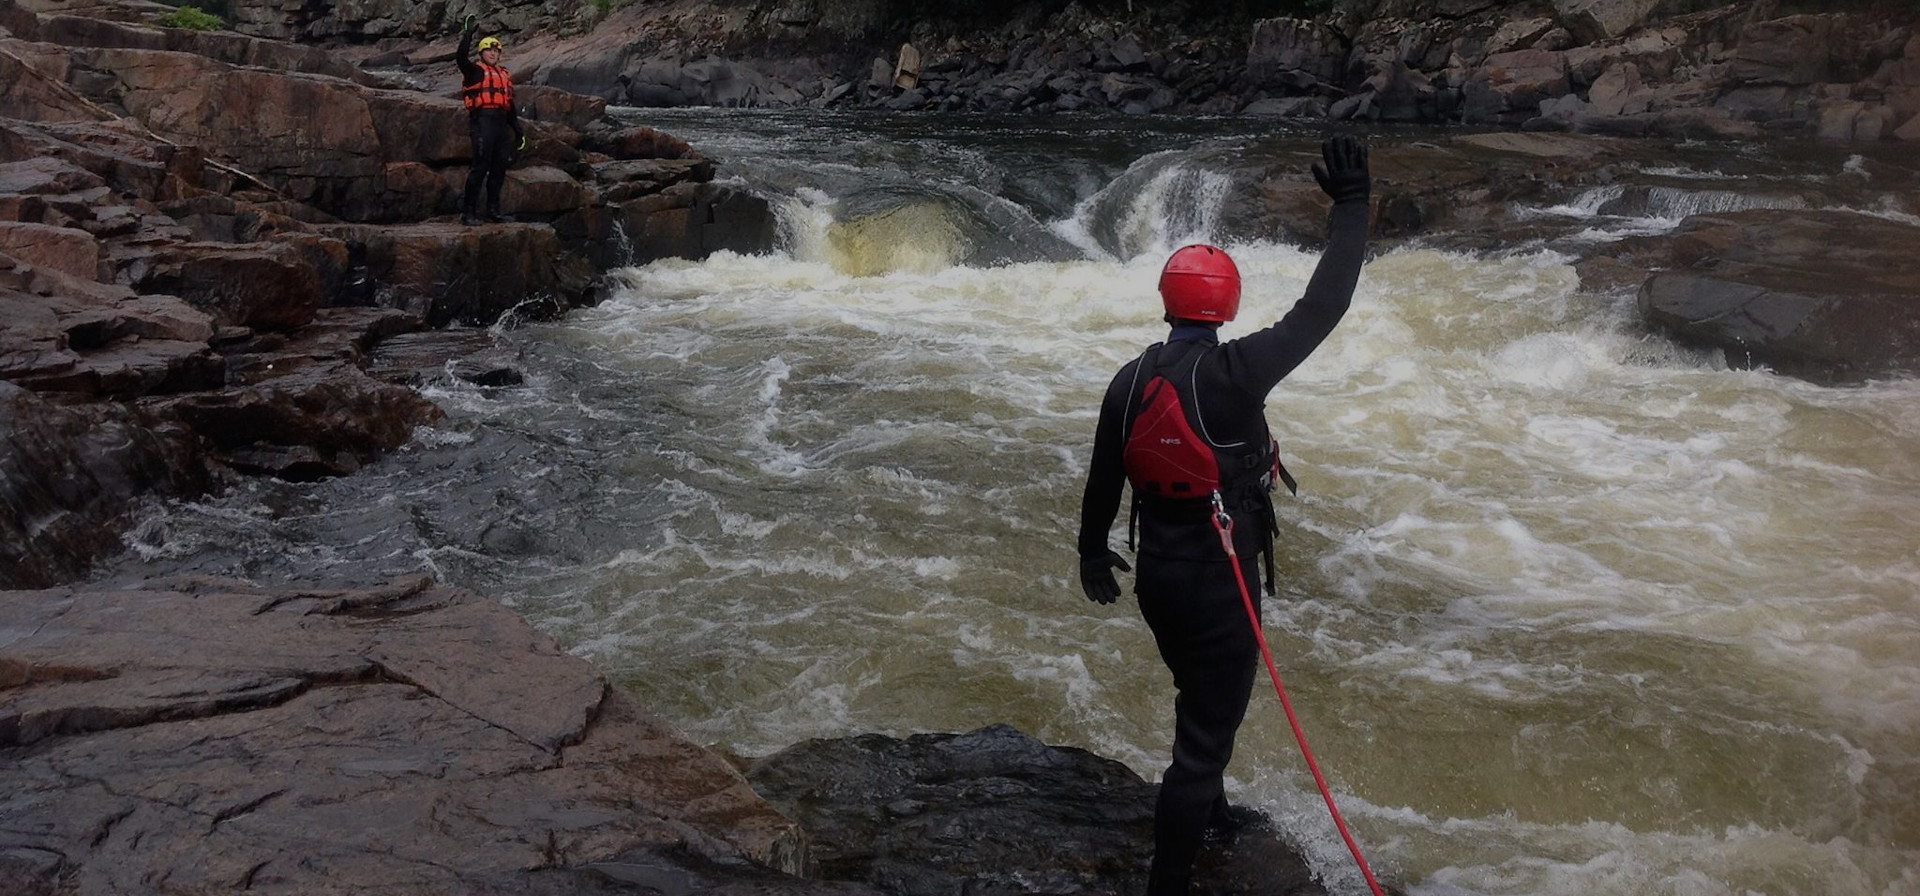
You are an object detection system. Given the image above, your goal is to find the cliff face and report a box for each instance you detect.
[232,0,1920,142]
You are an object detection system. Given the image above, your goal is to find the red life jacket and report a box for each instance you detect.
[1122,341,1294,503]
[463,62,514,112]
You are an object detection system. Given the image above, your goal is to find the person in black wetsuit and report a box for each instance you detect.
[1075,135,1371,896]
[455,18,523,226]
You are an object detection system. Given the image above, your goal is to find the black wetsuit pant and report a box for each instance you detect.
[464,110,515,216]
[1137,551,1262,896]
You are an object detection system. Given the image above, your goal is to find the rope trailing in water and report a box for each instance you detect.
[1209,491,1388,896]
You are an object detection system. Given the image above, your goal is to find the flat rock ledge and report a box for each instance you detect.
[1,576,1351,896]
[0,577,811,895]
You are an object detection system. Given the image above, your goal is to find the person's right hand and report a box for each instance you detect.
[1079,550,1131,605]
[1312,135,1370,204]
[462,13,477,33]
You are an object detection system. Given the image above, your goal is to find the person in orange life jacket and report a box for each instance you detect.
[456,18,523,226]
[1075,135,1370,896]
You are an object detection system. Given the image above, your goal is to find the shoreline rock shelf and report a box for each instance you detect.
[0,577,1342,895]
[0,577,814,894]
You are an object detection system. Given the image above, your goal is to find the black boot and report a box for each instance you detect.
[1201,804,1269,845]
[460,206,481,226]
[483,200,505,223]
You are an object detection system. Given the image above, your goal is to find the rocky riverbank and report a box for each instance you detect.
[288,0,1920,143]
[5,1,1920,894]
[1,576,1348,896]
[0,0,776,587]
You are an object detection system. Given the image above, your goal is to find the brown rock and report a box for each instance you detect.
[0,251,223,395]
[0,221,99,279]
[380,159,453,220]
[0,381,212,588]
[518,82,608,131]
[0,155,108,197]
[0,577,811,891]
[583,124,699,161]
[150,361,441,479]
[1554,0,1663,45]
[0,38,112,123]
[1898,111,1920,141]
[1588,62,1649,116]
[31,10,384,85]
[500,163,595,216]
[138,240,328,331]
[325,220,594,326]
[1463,48,1572,121]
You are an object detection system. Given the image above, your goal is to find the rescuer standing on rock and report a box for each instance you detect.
[1075,136,1372,895]
[456,16,523,226]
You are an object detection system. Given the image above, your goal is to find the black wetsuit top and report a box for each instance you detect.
[1077,198,1370,566]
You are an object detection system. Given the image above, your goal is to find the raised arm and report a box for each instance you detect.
[1218,136,1371,393]
[455,16,480,83]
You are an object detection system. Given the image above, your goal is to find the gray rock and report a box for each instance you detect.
[1553,0,1663,45]
[1635,210,1920,385]
[0,577,817,894]
[747,724,1345,896]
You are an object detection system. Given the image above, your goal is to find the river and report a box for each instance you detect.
[103,110,1920,896]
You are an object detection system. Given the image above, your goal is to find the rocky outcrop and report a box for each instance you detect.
[748,725,1340,895]
[0,0,781,586]
[1627,210,1920,384]
[0,576,819,895]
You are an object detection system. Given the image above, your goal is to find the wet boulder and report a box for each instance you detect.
[1636,209,1920,385]
[317,220,596,327]
[147,358,440,479]
[0,381,212,588]
[747,725,1335,896]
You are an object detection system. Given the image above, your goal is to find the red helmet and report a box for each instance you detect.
[1158,244,1240,322]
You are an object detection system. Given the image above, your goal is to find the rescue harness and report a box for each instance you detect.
[1119,339,1295,592]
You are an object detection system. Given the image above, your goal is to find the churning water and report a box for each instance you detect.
[108,111,1920,896]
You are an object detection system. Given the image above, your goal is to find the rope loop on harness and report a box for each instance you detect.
[1208,490,1388,896]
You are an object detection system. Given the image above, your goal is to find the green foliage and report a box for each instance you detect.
[157,4,224,30]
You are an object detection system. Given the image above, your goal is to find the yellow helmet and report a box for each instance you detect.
[477,36,503,51]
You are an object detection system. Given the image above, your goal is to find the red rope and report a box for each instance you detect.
[1210,493,1388,896]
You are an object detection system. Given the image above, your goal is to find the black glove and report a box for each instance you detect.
[1312,135,1370,204]
[1079,550,1131,605]
[462,13,476,33]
